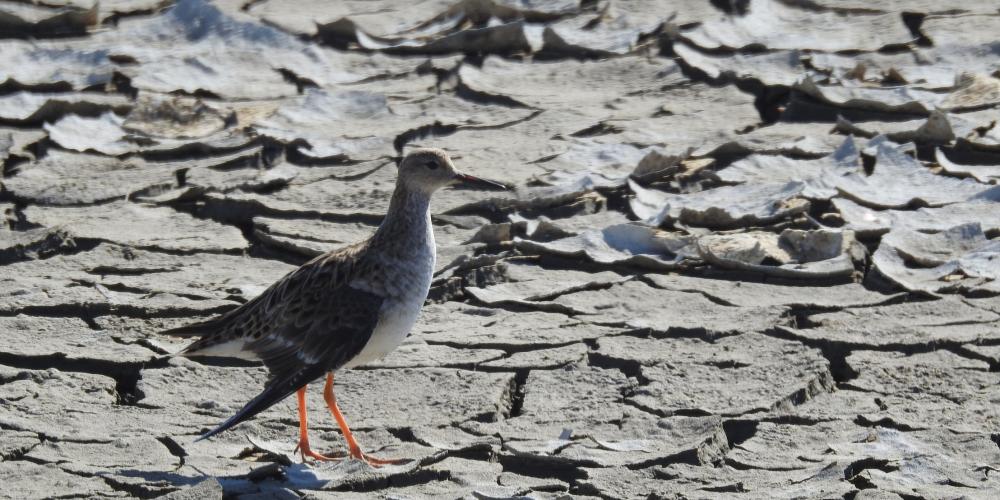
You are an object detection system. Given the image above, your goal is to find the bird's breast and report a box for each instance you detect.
[343,241,435,368]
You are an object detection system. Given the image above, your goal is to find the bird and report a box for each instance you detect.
[162,148,506,466]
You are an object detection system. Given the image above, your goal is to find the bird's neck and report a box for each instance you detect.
[372,185,433,250]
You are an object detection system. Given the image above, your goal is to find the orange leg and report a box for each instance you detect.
[323,373,406,467]
[294,385,337,462]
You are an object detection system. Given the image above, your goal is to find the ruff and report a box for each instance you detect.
[163,148,506,465]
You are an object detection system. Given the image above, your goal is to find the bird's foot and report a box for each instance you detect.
[294,441,340,463]
[348,446,408,468]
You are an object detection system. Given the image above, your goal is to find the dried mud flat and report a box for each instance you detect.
[1,0,1000,498]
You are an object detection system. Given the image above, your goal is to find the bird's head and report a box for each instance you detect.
[397,148,508,194]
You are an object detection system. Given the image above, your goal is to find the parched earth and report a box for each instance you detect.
[1,0,1000,498]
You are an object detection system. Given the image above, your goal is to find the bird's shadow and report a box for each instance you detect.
[114,455,420,495]
[112,463,334,493]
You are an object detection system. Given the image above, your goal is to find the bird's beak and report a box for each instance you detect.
[451,171,509,191]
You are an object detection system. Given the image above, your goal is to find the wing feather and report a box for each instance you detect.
[168,243,385,438]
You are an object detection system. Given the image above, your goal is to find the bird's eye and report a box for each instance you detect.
[424,160,439,170]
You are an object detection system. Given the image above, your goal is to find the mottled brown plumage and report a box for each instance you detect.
[168,242,382,435]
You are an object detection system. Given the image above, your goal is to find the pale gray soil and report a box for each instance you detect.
[1,0,999,498]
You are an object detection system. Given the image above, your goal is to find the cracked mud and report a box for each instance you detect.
[2,0,1000,498]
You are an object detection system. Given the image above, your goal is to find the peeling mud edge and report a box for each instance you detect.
[0,350,168,406]
[775,295,998,379]
[505,370,529,418]
[170,192,393,266]
[0,301,238,320]
[156,435,188,470]
[660,37,790,127]
[239,441,492,495]
[640,272,911,311]
[616,366,836,422]
[98,471,180,499]
[617,324,746,345]
[16,448,190,500]
[421,335,597,356]
[721,419,760,451]
[588,325,839,419]
[350,352,571,377]
[497,454,591,488]
[765,323,1000,381]
[462,295,588,316]
[586,349,651,386]
[453,67,534,109]
[569,437,730,497]
[463,279,628,315]
[844,457,900,490]
[393,107,544,154]
[779,294,924,331]
[169,207,323,267]
[330,467,452,493]
[6,454,147,498]
[674,265,868,290]
[761,327,858,384]
[0,230,103,265]
[384,427,500,464]
[663,33,942,138]
[0,431,42,461]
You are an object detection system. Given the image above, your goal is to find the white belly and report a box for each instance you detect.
[343,248,435,368]
[343,298,424,368]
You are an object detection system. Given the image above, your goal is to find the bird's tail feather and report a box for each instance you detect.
[196,365,327,442]
[160,317,225,338]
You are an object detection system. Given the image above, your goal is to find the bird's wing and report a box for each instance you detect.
[243,255,383,379]
[185,245,385,440]
[177,243,376,361]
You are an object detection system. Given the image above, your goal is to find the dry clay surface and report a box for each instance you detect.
[1,0,1000,498]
